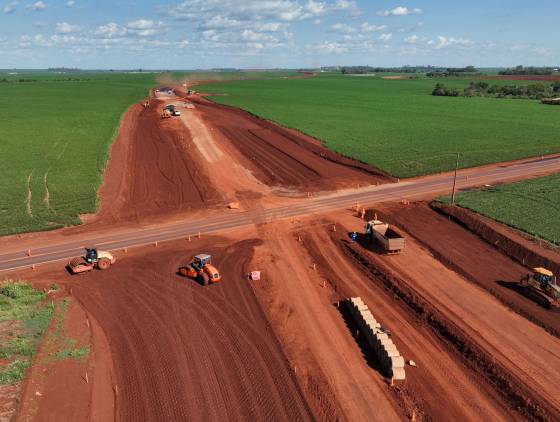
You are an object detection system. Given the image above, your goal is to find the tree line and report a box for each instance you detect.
[432,81,560,100]
[499,65,556,76]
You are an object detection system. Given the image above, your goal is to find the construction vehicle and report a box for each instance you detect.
[68,248,116,274]
[162,108,172,118]
[519,268,560,307]
[365,219,405,254]
[178,254,221,286]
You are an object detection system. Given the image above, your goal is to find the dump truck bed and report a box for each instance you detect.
[367,220,405,253]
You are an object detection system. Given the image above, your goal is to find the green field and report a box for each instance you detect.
[442,174,560,245]
[0,72,156,235]
[196,73,560,178]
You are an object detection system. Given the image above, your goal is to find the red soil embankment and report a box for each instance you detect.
[182,95,392,191]
[71,239,313,422]
[95,99,220,223]
[373,203,560,337]
[332,227,556,421]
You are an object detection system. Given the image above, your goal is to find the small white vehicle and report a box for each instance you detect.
[173,110,181,116]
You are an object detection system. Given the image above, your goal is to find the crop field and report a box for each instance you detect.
[442,174,560,245]
[196,74,560,178]
[0,72,155,235]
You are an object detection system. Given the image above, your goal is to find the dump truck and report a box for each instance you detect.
[178,254,221,286]
[68,248,116,274]
[519,267,560,307]
[365,219,405,254]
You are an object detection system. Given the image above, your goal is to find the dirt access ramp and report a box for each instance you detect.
[69,238,313,422]
[274,217,519,421]
[94,99,220,224]
[374,202,560,338]
[186,95,391,193]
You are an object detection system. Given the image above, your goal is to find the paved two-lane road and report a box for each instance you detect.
[1,156,559,272]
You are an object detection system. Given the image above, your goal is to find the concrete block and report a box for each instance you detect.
[389,355,405,369]
[391,367,406,381]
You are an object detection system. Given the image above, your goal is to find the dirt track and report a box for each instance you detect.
[95,100,220,223]
[374,203,560,337]
[190,96,390,191]
[70,238,312,422]
[286,220,519,421]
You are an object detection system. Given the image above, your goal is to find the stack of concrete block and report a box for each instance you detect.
[346,297,406,380]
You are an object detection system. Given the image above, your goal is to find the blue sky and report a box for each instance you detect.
[0,0,558,69]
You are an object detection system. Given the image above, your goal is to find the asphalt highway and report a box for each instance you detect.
[1,156,559,272]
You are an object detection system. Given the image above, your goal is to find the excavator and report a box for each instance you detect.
[68,248,116,274]
[178,254,221,286]
[519,267,560,308]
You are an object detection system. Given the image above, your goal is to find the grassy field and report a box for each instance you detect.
[441,174,560,245]
[0,281,54,384]
[196,73,560,178]
[0,72,155,235]
[0,70,303,236]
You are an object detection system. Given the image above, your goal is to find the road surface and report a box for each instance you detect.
[1,156,559,272]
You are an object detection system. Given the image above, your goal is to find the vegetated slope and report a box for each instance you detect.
[72,240,313,422]
[195,74,560,178]
[0,73,154,235]
[441,173,560,245]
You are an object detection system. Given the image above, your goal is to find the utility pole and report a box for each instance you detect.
[451,153,460,204]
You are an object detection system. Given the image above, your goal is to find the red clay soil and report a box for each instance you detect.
[432,202,560,275]
[299,223,519,422]
[372,202,560,338]
[328,225,557,421]
[183,95,391,191]
[95,99,220,224]
[70,238,313,422]
[481,75,560,81]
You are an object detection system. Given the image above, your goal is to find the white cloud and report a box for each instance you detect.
[66,0,75,6]
[126,19,155,30]
[360,22,387,32]
[379,33,392,42]
[3,0,18,14]
[377,6,423,17]
[56,22,81,34]
[27,1,46,11]
[331,23,356,34]
[405,34,473,50]
[307,41,348,54]
[94,22,127,39]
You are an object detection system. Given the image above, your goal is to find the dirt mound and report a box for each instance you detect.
[372,203,560,338]
[186,96,391,191]
[71,239,313,422]
[95,100,220,223]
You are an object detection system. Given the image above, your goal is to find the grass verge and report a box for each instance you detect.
[439,173,560,246]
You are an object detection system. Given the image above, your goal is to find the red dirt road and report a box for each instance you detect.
[190,96,390,191]
[70,238,312,422]
[374,203,560,337]
[95,100,220,224]
[296,221,518,421]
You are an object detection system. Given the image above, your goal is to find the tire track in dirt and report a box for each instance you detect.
[95,101,220,224]
[72,239,313,422]
[297,223,518,421]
